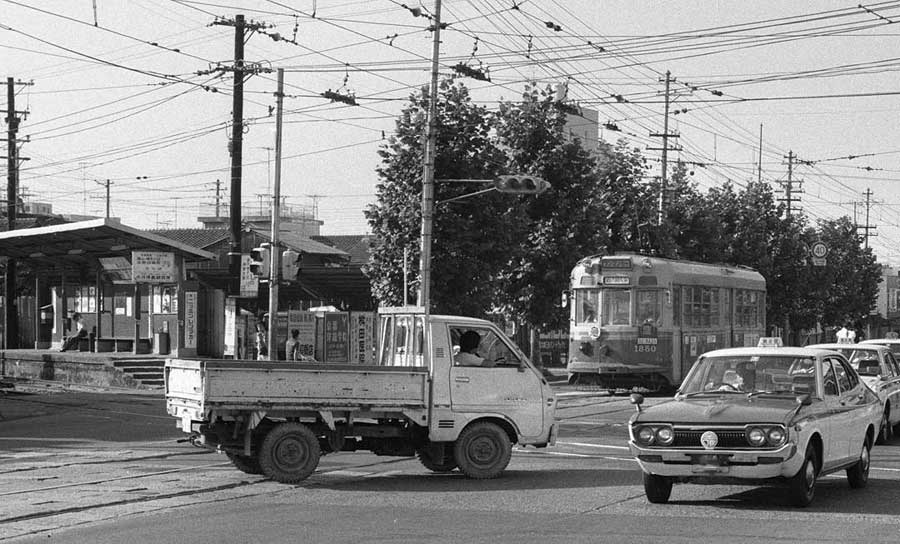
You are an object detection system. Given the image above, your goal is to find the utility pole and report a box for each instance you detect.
[417,0,443,312]
[3,77,31,349]
[649,71,680,227]
[859,188,877,249]
[95,178,111,217]
[266,68,284,359]
[757,124,763,183]
[214,178,222,217]
[779,151,803,217]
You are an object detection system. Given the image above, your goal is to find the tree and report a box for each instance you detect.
[491,84,609,330]
[364,78,511,316]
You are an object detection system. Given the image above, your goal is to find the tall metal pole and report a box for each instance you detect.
[656,71,672,227]
[757,124,763,183]
[227,14,246,293]
[266,68,284,359]
[417,0,442,313]
[5,77,19,348]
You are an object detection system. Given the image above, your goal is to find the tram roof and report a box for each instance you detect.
[572,254,765,288]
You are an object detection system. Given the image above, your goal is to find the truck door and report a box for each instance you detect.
[447,324,544,437]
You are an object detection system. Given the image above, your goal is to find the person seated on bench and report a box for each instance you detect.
[60,312,88,352]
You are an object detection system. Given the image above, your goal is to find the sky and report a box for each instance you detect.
[4,1,900,266]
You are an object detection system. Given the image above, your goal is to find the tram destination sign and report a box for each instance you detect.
[601,258,633,270]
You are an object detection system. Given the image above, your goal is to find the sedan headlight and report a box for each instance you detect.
[747,427,767,446]
[656,426,675,446]
[767,427,786,446]
[636,426,656,446]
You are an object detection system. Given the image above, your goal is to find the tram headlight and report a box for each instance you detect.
[580,342,594,357]
[636,426,656,446]
[655,425,675,446]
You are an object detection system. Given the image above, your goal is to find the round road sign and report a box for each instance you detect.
[811,242,828,258]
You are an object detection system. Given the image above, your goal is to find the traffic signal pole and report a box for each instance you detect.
[266,68,284,359]
[417,0,442,313]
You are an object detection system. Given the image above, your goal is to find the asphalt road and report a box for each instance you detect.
[2,384,899,543]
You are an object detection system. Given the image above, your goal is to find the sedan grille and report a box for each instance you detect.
[673,429,747,449]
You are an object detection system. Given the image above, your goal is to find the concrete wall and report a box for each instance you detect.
[0,352,140,389]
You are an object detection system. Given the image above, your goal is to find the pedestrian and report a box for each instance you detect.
[255,318,268,360]
[285,329,301,361]
[59,312,87,352]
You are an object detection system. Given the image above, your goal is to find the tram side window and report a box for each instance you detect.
[636,290,660,326]
[735,289,762,328]
[601,289,631,326]
[575,289,599,324]
[683,286,719,328]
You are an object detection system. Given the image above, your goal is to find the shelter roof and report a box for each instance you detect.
[0,218,215,270]
[147,228,231,250]
[312,235,372,265]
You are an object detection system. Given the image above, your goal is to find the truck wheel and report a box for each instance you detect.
[226,452,263,475]
[258,422,321,483]
[789,444,818,507]
[643,473,672,503]
[847,438,871,489]
[417,444,457,473]
[453,422,512,479]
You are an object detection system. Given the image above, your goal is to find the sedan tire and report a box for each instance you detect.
[846,438,871,489]
[789,444,818,507]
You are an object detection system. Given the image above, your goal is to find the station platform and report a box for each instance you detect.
[0,349,169,390]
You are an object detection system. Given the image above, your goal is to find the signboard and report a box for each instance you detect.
[349,312,376,364]
[99,256,132,282]
[224,297,236,357]
[239,254,258,297]
[810,242,828,267]
[603,276,630,285]
[323,312,349,362]
[288,310,316,359]
[184,291,197,349]
[132,251,177,283]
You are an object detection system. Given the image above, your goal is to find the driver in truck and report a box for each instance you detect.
[455,330,497,368]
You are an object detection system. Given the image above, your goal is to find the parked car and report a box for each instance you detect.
[628,338,881,507]
[860,337,900,357]
[807,342,900,443]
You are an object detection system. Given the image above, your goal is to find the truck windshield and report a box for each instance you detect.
[680,355,817,396]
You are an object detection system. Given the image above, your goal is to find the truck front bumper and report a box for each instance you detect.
[629,441,801,480]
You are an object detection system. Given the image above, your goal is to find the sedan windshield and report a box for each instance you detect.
[681,355,817,396]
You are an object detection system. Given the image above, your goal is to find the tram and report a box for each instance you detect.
[565,253,766,392]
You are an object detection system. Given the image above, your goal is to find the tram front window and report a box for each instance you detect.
[575,289,599,324]
[602,289,631,326]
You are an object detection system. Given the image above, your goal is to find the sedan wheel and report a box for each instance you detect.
[847,439,871,489]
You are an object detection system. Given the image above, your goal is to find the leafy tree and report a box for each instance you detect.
[364,78,511,317]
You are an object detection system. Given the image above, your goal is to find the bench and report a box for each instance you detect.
[95,337,151,354]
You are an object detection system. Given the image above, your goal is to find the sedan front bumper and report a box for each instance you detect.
[629,441,801,480]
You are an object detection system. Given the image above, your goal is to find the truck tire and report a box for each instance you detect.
[226,452,263,475]
[789,443,818,507]
[417,444,457,473]
[643,473,672,504]
[846,438,871,488]
[453,422,512,479]
[258,422,321,483]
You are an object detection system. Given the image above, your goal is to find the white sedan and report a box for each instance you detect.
[807,342,900,443]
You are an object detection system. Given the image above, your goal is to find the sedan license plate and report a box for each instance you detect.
[691,454,730,474]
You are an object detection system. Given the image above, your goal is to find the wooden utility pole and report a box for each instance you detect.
[417,0,443,312]
[649,71,679,227]
[859,188,877,249]
[779,151,803,217]
[3,77,30,349]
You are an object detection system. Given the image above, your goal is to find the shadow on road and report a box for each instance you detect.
[309,467,642,492]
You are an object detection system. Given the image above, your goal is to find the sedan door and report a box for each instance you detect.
[821,357,854,470]
[834,357,872,460]
[882,352,900,427]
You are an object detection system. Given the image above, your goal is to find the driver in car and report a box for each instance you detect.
[455,331,497,368]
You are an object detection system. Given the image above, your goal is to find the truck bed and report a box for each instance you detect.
[166,358,430,415]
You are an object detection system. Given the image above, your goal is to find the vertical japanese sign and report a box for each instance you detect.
[288,310,316,359]
[224,297,236,357]
[323,312,349,362]
[132,251,177,283]
[239,254,258,297]
[184,291,197,349]
[349,311,375,364]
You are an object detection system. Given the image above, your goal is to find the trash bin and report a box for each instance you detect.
[154,332,170,355]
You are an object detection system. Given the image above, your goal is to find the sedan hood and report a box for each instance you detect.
[635,395,801,425]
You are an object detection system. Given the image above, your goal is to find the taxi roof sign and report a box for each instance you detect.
[836,337,855,344]
[757,337,784,348]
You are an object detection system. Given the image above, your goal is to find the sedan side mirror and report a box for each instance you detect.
[630,393,644,412]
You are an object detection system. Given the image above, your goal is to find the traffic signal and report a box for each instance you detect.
[282,249,300,281]
[493,175,550,195]
[249,245,271,277]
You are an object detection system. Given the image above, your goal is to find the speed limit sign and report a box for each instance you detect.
[810,242,828,259]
